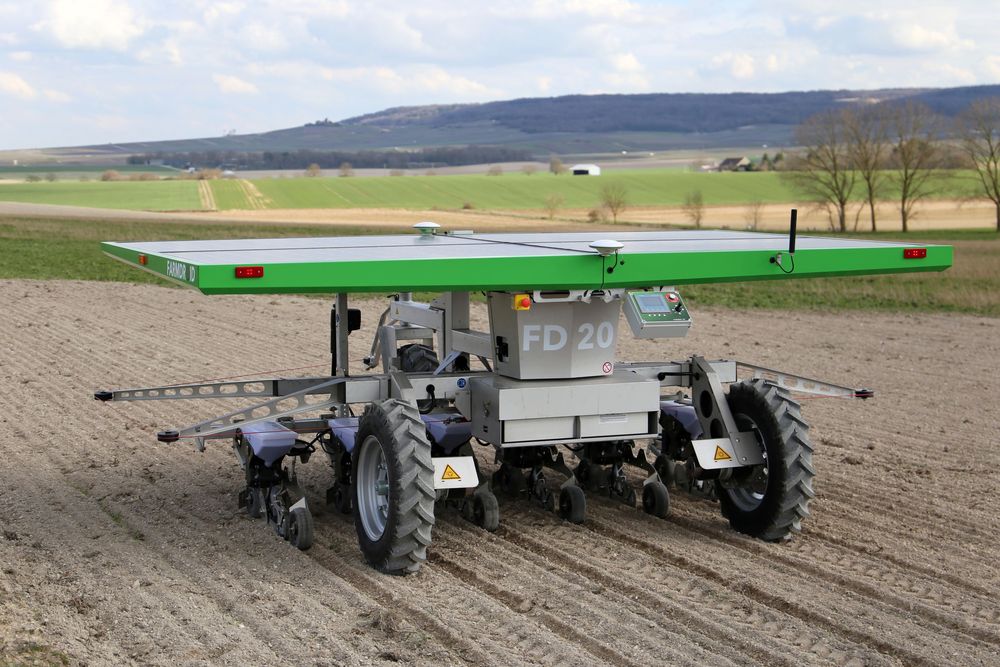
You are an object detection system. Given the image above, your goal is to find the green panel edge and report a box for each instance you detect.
[101,241,953,295]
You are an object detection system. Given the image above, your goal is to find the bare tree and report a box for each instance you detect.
[487,165,503,176]
[305,163,322,177]
[959,98,1000,231]
[549,155,565,175]
[785,110,856,232]
[338,162,354,177]
[743,199,765,230]
[521,164,537,175]
[543,193,564,220]
[599,183,627,223]
[887,102,939,233]
[682,190,705,228]
[846,107,889,231]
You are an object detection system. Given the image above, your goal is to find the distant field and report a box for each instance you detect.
[0,164,174,174]
[0,215,995,316]
[222,170,977,211]
[0,169,985,213]
[0,181,202,211]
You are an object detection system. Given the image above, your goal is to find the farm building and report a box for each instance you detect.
[718,157,751,172]
[570,164,601,176]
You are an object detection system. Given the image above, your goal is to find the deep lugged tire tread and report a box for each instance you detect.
[720,379,814,541]
[357,399,436,574]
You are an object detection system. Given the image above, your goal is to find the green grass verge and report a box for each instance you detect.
[0,181,202,211]
[0,217,995,316]
[0,169,985,212]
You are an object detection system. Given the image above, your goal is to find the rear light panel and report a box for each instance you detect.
[235,266,265,278]
[903,248,927,259]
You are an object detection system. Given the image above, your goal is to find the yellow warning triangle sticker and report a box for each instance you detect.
[441,464,462,481]
[713,446,732,462]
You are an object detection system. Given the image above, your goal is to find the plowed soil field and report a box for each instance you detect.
[1,280,998,666]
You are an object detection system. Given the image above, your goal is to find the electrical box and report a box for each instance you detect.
[623,290,692,339]
[487,292,622,380]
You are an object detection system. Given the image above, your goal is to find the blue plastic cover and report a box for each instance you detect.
[659,400,703,439]
[328,417,359,453]
[326,413,471,454]
[245,421,298,467]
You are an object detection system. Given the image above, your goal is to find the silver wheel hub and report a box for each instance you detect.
[357,435,390,541]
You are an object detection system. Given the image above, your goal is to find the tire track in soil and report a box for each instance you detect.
[430,519,704,667]
[197,180,216,210]
[582,507,984,667]
[448,516,842,667]
[487,507,888,667]
[308,507,627,667]
[663,511,1000,645]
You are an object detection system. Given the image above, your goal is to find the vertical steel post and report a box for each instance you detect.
[333,293,350,416]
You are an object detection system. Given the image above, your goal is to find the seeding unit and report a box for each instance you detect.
[94,220,951,574]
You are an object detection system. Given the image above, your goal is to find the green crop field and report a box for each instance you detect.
[249,170,980,211]
[208,179,252,210]
[0,180,203,211]
[0,164,174,174]
[0,215,996,316]
[0,169,984,213]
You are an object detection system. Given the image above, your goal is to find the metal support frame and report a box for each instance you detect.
[689,356,763,467]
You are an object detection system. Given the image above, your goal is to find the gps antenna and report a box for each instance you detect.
[788,208,798,255]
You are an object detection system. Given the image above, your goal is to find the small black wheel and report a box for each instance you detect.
[245,488,263,519]
[288,506,314,551]
[642,481,670,518]
[464,489,500,532]
[331,482,352,515]
[653,455,674,487]
[558,485,586,524]
[623,487,637,507]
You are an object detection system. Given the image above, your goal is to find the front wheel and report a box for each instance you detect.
[353,399,436,574]
[716,379,815,541]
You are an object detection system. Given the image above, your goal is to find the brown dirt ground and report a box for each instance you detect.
[1,280,999,666]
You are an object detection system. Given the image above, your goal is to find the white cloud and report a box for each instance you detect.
[0,32,17,46]
[986,56,1000,79]
[890,23,974,52]
[711,52,756,80]
[612,52,642,73]
[40,0,144,51]
[537,76,552,93]
[325,65,493,97]
[0,71,37,99]
[213,74,259,94]
[9,51,31,62]
[44,89,71,103]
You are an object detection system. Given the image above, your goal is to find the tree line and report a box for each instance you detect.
[127,146,532,171]
[786,98,1000,232]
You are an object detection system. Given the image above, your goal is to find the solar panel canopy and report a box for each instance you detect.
[101,230,952,294]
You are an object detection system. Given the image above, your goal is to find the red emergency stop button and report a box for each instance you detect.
[666,292,679,302]
[513,294,531,310]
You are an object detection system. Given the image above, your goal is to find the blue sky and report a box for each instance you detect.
[0,0,997,149]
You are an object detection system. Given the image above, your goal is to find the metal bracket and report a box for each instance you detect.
[735,361,873,399]
[689,356,764,468]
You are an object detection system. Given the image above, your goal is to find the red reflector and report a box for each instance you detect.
[903,248,927,259]
[138,254,147,265]
[235,266,264,278]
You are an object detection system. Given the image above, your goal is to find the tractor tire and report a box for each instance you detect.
[353,399,436,574]
[399,344,439,373]
[716,379,815,542]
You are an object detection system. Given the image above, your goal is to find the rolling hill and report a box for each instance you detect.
[11,84,1000,162]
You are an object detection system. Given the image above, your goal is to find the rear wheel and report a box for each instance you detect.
[353,399,436,574]
[716,379,814,541]
[642,481,670,518]
[463,488,500,532]
[288,507,314,551]
[558,485,586,524]
[399,344,439,373]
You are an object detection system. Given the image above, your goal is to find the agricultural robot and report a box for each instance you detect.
[94,219,951,574]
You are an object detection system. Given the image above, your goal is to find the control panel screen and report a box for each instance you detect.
[634,293,670,313]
